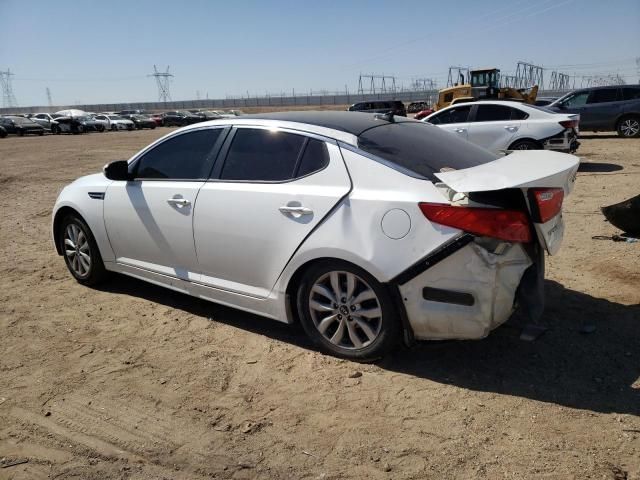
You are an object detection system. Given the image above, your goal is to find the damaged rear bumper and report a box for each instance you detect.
[396,237,537,340]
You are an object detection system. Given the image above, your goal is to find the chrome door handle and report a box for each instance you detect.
[279,205,313,216]
[454,128,467,133]
[504,125,519,132]
[167,197,191,207]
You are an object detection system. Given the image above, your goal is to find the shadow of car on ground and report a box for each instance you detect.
[98,276,640,416]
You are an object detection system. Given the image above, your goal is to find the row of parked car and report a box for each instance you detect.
[0,109,245,137]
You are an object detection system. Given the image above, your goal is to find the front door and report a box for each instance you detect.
[193,127,351,298]
[427,105,472,141]
[104,127,226,280]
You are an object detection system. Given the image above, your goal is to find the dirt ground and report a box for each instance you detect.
[0,124,638,480]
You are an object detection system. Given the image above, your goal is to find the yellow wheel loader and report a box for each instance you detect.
[434,68,538,111]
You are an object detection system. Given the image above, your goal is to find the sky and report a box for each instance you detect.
[1,0,639,107]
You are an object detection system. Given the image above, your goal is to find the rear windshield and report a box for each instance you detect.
[357,121,498,181]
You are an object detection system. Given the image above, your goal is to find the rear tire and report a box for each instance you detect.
[59,214,108,286]
[296,261,401,361]
[617,116,640,138]
[509,139,540,150]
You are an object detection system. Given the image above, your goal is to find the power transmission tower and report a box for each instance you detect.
[501,74,518,88]
[357,74,398,95]
[0,68,18,108]
[514,61,544,89]
[149,65,173,103]
[549,71,570,90]
[446,66,469,87]
[46,87,53,107]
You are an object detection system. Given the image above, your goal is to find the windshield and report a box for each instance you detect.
[11,117,35,125]
[357,121,498,181]
[108,115,124,120]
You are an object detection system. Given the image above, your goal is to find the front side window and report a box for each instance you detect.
[220,128,306,181]
[588,88,619,104]
[562,92,589,107]
[428,105,471,125]
[133,129,222,180]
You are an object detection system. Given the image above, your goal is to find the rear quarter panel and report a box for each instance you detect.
[275,147,461,294]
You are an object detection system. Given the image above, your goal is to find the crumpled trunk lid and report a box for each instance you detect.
[435,151,580,255]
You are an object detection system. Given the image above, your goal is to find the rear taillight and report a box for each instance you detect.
[559,119,578,129]
[528,188,564,223]
[419,203,532,243]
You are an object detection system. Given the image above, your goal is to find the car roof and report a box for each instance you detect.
[188,110,416,145]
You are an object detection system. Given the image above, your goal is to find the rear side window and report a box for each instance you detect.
[358,121,498,181]
[510,108,529,120]
[622,87,640,100]
[428,105,471,124]
[474,104,512,122]
[220,128,306,181]
[588,89,619,104]
[134,129,222,179]
[296,139,329,177]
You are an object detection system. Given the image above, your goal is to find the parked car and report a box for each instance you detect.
[192,110,223,120]
[0,125,7,138]
[118,109,148,116]
[161,111,202,127]
[93,114,135,131]
[31,112,61,133]
[548,85,640,137]
[407,101,431,113]
[54,110,106,133]
[0,116,46,136]
[348,100,407,117]
[414,108,434,120]
[424,101,580,153]
[52,111,578,361]
[148,113,164,127]
[121,114,157,129]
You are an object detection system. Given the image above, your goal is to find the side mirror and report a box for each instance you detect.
[103,160,131,181]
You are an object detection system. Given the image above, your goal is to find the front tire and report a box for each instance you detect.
[617,116,640,138]
[59,214,108,286]
[296,261,401,361]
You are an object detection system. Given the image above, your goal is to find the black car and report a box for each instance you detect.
[0,125,7,138]
[348,100,407,117]
[122,114,157,129]
[0,116,46,136]
[161,111,202,127]
[548,85,640,137]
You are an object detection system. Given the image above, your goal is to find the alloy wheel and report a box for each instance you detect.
[620,119,639,137]
[64,223,92,277]
[308,271,382,350]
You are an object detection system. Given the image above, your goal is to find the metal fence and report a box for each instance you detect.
[0,89,569,115]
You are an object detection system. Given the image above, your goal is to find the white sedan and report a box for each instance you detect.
[93,114,135,131]
[424,100,580,154]
[52,112,579,360]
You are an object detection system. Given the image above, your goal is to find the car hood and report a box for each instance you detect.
[434,151,580,194]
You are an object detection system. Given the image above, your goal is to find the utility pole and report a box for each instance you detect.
[46,87,53,107]
[148,65,173,103]
[0,68,18,108]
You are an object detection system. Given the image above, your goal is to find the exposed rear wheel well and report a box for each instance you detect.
[53,206,83,255]
[508,138,542,150]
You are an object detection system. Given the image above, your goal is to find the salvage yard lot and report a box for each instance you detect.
[0,129,639,479]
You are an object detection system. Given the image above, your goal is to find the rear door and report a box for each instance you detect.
[427,105,472,141]
[466,104,525,151]
[193,127,351,298]
[583,88,623,130]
